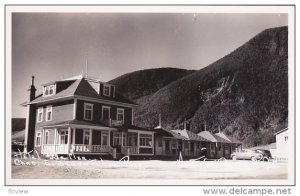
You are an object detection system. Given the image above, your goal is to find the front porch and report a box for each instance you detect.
[39,125,154,158]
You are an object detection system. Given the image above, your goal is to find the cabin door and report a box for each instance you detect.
[165,140,170,152]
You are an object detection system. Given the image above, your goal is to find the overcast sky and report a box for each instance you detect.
[11,13,288,118]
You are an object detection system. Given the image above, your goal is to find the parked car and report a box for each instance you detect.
[255,149,272,161]
[231,149,263,161]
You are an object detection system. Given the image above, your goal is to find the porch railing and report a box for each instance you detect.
[42,144,69,154]
[121,146,130,156]
[128,146,139,154]
[72,144,114,153]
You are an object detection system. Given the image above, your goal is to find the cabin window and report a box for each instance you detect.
[197,142,201,149]
[113,132,122,146]
[46,106,52,121]
[37,108,43,122]
[139,134,152,147]
[84,103,93,121]
[43,84,56,96]
[117,108,124,123]
[103,84,111,96]
[83,130,90,145]
[44,130,50,145]
[59,130,68,144]
[35,131,41,146]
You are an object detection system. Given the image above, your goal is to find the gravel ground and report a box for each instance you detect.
[11,158,288,180]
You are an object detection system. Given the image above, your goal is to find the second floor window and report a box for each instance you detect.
[37,108,43,122]
[103,85,110,96]
[46,106,52,121]
[84,103,93,120]
[117,108,124,123]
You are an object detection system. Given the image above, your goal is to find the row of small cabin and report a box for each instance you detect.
[154,126,242,159]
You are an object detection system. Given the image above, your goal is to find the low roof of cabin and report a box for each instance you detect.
[170,129,210,142]
[25,77,137,106]
[197,131,218,142]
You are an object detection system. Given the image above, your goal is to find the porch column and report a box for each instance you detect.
[67,127,71,154]
[137,133,140,154]
[89,128,92,152]
[72,128,75,153]
[121,132,123,146]
[108,130,111,146]
[41,129,45,153]
[151,133,154,155]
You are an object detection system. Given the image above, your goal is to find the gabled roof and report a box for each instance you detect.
[274,127,288,135]
[197,131,218,142]
[170,129,210,142]
[214,132,232,143]
[154,127,186,140]
[27,78,137,106]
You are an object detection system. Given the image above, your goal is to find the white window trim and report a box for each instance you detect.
[35,131,42,147]
[83,129,90,145]
[103,84,111,96]
[44,130,50,145]
[102,106,111,120]
[84,103,93,121]
[43,84,56,97]
[37,107,43,123]
[139,133,153,148]
[113,132,122,146]
[117,108,125,123]
[45,106,52,122]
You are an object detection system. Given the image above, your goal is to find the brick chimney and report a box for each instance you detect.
[28,76,36,101]
[24,76,36,153]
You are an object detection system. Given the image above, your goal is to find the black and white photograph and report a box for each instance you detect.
[5,5,295,187]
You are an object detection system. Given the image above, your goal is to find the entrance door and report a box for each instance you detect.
[101,131,109,146]
[165,140,170,153]
[113,132,122,153]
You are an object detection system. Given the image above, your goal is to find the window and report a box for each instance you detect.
[102,106,110,121]
[46,106,52,121]
[83,130,90,145]
[44,130,49,145]
[171,140,177,149]
[101,132,109,145]
[117,108,124,123]
[43,85,56,96]
[37,108,43,122]
[284,136,288,141]
[59,130,68,144]
[139,134,152,147]
[35,131,41,146]
[103,84,111,96]
[113,132,122,146]
[84,103,93,120]
[210,143,215,151]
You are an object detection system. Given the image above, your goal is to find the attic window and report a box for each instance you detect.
[103,84,111,96]
[43,84,56,96]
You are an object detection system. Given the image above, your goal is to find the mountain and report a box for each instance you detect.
[109,68,195,101]
[112,26,288,147]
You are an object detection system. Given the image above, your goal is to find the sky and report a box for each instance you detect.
[11,13,288,118]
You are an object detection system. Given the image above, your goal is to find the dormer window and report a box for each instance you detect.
[103,84,111,96]
[43,84,56,96]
